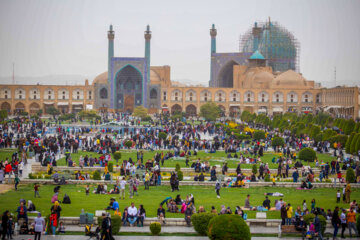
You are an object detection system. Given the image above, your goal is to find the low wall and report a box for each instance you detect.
[32,162,321,175]
[18,178,360,188]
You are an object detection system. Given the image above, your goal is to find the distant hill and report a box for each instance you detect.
[0,74,96,86]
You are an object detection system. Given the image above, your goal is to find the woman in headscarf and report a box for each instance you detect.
[50,201,62,220]
[27,200,36,212]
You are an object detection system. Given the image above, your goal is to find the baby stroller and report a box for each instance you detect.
[85,224,100,240]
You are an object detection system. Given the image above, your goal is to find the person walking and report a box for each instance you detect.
[14,174,20,190]
[215,179,221,199]
[346,207,359,238]
[119,177,126,200]
[314,212,323,240]
[332,206,340,240]
[34,212,45,240]
[340,209,347,239]
[1,211,9,240]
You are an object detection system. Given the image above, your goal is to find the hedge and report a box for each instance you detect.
[150,222,161,235]
[298,147,316,162]
[208,214,251,240]
[303,214,326,235]
[191,212,216,236]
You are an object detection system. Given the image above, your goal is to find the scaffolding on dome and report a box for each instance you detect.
[239,19,300,73]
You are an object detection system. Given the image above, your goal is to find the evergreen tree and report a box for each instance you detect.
[346,132,356,154]
[350,133,360,155]
[344,119,355,135]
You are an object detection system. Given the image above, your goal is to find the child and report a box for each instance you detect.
[215,179,221,199]
[272,176,276,186]
[85,185,90,196]
[336,189,341,203]
[34,183,40,198]
[58,221,65,234]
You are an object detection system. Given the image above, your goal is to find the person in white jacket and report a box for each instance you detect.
[34,212,45,240]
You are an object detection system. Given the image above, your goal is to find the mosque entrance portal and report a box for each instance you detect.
[124,95,134,113]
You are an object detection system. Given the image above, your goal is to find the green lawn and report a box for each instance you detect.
[1,184,358,219]
[0,148,19,160]
[56,150,335,169]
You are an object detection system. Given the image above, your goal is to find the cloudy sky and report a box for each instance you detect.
[0,0,359,87]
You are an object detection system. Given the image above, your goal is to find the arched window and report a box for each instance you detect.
[100,88,108,99]
[150,89,157,99]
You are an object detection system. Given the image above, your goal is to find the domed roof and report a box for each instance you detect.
[272,70,309,88]
[92,72,108,85]
[243,70,273,89]
[249,50,265,60]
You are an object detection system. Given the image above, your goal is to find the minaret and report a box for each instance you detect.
[209,24,217,87]
[144,25,151,107]
[107,24,114,86]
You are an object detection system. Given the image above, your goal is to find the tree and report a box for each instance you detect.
[78,110,99,120]
[158,132,167,140]
[310,125,321,138]
[133,105,148,120]
[200,102,220,121]
[0,110,8,120]
[252,164,257,175]
[350,133,360,155]
[345,132,356,154]
[272,137,284,149]
[344,119,355,135]
[46,106,60,118]
[112,151,121,164]
[253,130,266,140]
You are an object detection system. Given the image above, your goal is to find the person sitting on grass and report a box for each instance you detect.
[157,204,166,225]
[167,199,179,213]
[263,196,271,210]
[105,198,119,211]
[174,195,183,205]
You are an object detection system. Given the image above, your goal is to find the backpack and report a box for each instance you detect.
[243,213,247,220]
[63,194,71,204]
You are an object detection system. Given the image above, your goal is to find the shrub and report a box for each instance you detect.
[98,215,121,235]
[253,130,266,140]
[28,173,36,179]
[125,140,133,149]
[272,137,284,148]
[175,163,181,171]
[208,214,251,240]
[264,174,270,182]
[108,163,114,173]
[93,170,101,180]
[314,133,323,143]
[112,151,121,163]
[142,115,152,122]
[177,170,183,181]
[298,147,317,162]
[323,129,337,141]
[150,222,161,235]
[158,132,167,140]
[303,214,326,235]
[346,168,356,183]
[191,212,216,236]
[233,133,251,140]
[252,164,257,175]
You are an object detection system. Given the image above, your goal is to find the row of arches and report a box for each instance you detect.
[0,88,91,100]
[0,101,85,115]
[168,89,319,103]
[166,103,316,117]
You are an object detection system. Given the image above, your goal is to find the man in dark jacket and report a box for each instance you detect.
[101,213,114,240]
[331,207,340,239]
[262,196,271,210]
[1,211,9,240]
[314,212,323,240]
[281,203,287,225]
